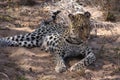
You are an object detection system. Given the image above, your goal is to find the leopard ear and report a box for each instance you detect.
[68,14,74,20]
[53,10,61,15]
[84,11,91,18]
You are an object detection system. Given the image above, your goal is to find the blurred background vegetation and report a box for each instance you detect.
[0,0,119,22]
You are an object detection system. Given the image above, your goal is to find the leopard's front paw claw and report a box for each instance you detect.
[70,65,77,72]
[70,64,85,72]
[55,66,67,73]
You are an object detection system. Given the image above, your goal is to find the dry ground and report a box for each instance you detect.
[0,1,120,80]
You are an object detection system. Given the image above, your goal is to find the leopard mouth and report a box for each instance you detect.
[66,37,83,45]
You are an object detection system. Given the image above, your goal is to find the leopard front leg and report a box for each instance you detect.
[43,33,67,73]
[54,53,67,73]
[70,48,96,72]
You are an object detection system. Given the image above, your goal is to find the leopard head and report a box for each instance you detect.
[68,11,91,44]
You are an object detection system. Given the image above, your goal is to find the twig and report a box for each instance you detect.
[0,27,10,30]
[0,72,10,80]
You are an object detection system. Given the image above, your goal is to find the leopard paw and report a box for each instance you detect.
[70,64,84,72]
[55,65,67,73]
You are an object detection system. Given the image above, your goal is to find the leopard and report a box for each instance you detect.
[0,11,96,73]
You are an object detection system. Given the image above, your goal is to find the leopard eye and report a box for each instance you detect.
[81,27,84,29]
[80,27,84,31]
[68,14,74,20]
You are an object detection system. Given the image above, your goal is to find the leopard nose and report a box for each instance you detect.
[70,33,75,37]
[85,35,90,39]
[86,36,89,38]
[70,35,77,39]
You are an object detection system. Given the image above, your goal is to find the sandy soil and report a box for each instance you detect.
[0,1,120,80]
